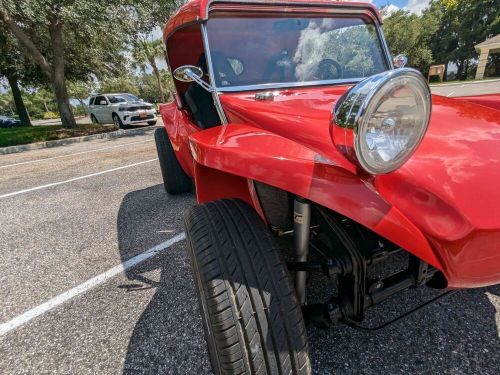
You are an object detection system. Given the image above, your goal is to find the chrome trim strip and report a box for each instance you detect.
[378,24,394,71]
[205,1,383,23]
[201,23,228,124]
[214,78,365,93]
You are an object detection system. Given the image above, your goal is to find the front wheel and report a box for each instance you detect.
[185,199,311,375]
[112,113,124,129]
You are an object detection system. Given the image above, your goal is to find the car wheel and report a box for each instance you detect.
[185,199,311,375]
[148,120,157,126]
[90,114,98,125]
[154,127,192,194]
[112,114,124,129]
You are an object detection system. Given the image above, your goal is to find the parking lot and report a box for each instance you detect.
[0,123,499,374]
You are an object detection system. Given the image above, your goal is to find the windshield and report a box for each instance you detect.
[108,94,140,103]
[206,15,388,89]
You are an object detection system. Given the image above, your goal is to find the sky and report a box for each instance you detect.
[366,0,431,15]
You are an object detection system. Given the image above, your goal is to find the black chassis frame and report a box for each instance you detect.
[281,198,446,329]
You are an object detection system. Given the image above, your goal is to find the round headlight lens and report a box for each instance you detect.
[333,68,431,174]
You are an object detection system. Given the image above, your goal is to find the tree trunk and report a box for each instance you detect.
[6,74,31,126]
[49,14,76,128]
[149,57,166,103]
[52,75,76,128]
[1,6,76,128]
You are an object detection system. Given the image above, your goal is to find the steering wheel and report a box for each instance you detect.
[211,51,239,86]
[306,59,343,81]
[262,49,295,83]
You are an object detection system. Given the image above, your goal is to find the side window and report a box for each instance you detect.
[89,97,95,106]
[95,96,106,105]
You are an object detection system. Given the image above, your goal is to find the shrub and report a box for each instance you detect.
[43,111,59,119]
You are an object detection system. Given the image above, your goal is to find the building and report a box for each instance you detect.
[475,34,500,80]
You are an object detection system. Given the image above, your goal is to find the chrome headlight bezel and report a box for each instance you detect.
[332,68,431,175]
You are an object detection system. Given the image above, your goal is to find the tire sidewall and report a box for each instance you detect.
[186,237,223,375]
[113,114,123,129]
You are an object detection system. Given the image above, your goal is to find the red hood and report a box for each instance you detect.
[220,87,500,241]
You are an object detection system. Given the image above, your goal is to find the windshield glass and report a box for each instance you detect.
[206,15,388,89]
[108,94,140,103]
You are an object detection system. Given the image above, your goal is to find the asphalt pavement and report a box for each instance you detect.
[430,78,500,97]
[0,122,499,374]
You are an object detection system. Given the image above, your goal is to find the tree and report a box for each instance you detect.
[429,0,500,80]
[68,80,96,116]
[383,9,440,74]
[99,76,140,96]
[0,0,150,127]
[132,38,167,102]
[0,27,31,126]
[136,72,173,104]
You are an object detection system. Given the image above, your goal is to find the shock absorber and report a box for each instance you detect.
[294,197,311,305]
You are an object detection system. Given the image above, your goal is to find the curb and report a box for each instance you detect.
[0,126,159,155]
[430,78,500,88]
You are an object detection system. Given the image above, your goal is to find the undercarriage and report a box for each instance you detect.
[256,182,452,331]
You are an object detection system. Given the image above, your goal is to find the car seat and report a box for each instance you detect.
[184,54,221,129]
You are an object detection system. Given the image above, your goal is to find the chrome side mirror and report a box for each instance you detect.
[173,65,204,82]
[392,54,408,68]
[173,65,213,92]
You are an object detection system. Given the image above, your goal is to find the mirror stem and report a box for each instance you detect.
[186,70,214,93]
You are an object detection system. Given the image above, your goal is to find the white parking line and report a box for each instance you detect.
[0,233,186,336]
[0,159,158,199]
[446,91,455,97]
[0,139,152,169]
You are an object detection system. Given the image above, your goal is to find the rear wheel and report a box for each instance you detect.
[90,114,98,125]
[185,199,311,375]
[154,127,192,194]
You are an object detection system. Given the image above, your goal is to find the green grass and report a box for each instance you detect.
[0,124,115,148]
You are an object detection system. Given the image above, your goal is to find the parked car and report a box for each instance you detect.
[156,1,500,374]
[88,93,157,128]
[0,115,21,128]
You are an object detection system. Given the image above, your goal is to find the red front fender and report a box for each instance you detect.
[188,124,443,271]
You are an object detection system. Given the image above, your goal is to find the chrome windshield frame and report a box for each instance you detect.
[203,8,394,94]
[215,78,365,93]
[201,22,228,124]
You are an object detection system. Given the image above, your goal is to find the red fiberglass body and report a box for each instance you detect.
[161,0,500,289]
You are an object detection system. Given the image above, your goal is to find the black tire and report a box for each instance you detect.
[148,120,158,126]
[90,114,98,125]
[112,113,124,129]
[185,199,311,375]
[154,127,192,194]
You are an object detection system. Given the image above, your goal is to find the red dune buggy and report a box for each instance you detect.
[156,1,500,373]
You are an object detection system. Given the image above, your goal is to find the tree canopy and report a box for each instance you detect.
[0,0,179,127]
[383,0,500,79]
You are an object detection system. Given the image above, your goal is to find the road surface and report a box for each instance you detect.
[0,125,499,374]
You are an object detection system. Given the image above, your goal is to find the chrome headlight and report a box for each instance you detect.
[332,68,431,174]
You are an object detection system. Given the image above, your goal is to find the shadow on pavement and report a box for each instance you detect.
[117,184,500,374]
[116,184,210,374]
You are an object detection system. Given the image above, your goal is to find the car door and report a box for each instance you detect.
[93,96,108,123]
[101,95,113,123]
